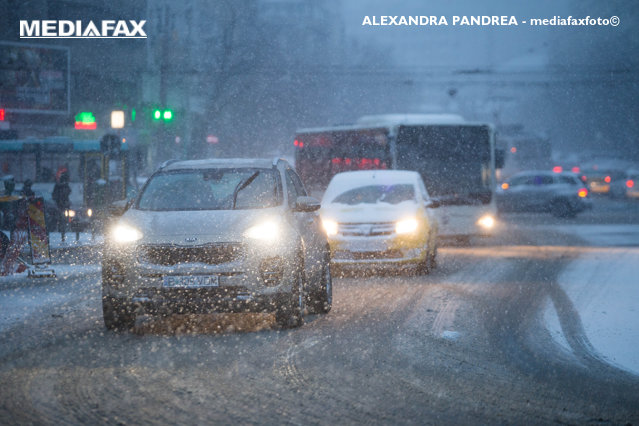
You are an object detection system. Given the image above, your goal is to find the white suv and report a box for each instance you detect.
[102,158,332,330]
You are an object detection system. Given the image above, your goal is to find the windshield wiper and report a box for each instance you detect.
[232,171,260,209]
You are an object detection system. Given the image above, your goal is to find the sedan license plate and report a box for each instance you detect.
[163,275,219,288]
[345,240,389,253]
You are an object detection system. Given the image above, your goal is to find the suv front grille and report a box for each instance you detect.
[138,243,243,266]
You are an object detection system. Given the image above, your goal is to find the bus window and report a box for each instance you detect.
[396,125,492,204]
[295,128,391,189]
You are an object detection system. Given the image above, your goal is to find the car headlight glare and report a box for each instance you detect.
[64,209,76,218]
[245,220,280,241]
[322,219,338,236]
[477,214,495,229]
[86,208,93,217]
[396,218,419,234]
[110,224,143,243]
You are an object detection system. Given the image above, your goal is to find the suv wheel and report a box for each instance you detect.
[307,256,332,314]
[275,266,304,328]
[102,290,135,331]
[551,199,576,218]
[102,265,135,331]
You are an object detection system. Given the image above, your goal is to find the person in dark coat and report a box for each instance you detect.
[20,179,35,198]
[52,171,71,236]
[3,176,15,196]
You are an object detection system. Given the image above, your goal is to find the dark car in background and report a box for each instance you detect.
[497,171,592,218]
[583,169,626,196]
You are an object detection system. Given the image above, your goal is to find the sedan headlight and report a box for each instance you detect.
[477,214,495,229]
[396,218,419,234]
[110,224,143,243]
[322,219,338,236]
[245,220,280,241]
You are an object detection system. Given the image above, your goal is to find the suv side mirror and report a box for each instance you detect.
[109,197,134,217]
[294,196,321,212]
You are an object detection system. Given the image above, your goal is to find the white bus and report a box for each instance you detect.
[294,114,501,241]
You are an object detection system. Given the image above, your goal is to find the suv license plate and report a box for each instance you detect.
[163,275,219,288]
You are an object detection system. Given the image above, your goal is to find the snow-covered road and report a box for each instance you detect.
[544,225,639,375]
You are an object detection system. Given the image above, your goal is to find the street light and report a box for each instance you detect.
[111,110,125,129]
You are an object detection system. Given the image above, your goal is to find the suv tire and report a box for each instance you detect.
[551,199,576,218]
[275,266,304,328]
[102,294,135,331]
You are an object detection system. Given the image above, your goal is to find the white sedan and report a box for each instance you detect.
[320,170,438,273]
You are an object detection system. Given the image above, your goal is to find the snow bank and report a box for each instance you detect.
[545,225,639,375]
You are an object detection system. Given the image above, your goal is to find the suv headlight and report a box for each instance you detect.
[245,220,280,241]
[110,224,143,243]
[321,219,338,236]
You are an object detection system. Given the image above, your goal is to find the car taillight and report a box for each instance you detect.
[581,175,587,182]
[572,166,580,173]
[627,179,635,189]
[578,188,588,198]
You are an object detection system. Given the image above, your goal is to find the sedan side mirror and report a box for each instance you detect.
[425,199,440,208]
[294,196,321,212]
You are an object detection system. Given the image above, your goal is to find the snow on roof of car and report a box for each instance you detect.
[160,158,279,171]
[322,170,421,204]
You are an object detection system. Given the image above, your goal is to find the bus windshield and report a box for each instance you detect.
[396,125,492,205]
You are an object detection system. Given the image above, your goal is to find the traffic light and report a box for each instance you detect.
[111,110,125,129]
[0,108,5,121]
[152,108,174,122]
[75,112,96,130]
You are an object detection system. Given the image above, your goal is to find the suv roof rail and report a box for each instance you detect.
[159,159,180,169]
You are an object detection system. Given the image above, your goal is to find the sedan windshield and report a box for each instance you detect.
[137,168,280,211]
[331,184,415,205]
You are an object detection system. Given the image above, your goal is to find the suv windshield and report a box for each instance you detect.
[137,168,280,211]
[331,184,415,205]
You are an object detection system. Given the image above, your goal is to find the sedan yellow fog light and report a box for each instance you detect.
[477,214,495,229]
[396,218,419,234]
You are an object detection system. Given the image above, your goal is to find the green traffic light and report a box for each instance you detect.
[163,110,173,121]
[153,109,161,120]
